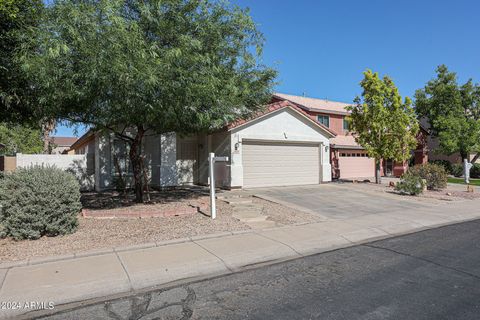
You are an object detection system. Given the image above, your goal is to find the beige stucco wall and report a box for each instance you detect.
[1,156,16,172]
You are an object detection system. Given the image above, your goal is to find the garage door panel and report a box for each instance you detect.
[242,141,320,188]
[338,157,375,179]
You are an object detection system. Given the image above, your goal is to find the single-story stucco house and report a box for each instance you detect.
[70,100,335,191]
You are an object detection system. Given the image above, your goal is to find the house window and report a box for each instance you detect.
[317,115,330,127]
[111,139,132,175]
[343,118,349,131]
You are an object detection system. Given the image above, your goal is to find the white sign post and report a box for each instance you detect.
[464,158,473,185]
[208,152,229,220]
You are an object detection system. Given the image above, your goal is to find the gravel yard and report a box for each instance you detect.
[0,191,316,263]
[0,199,248,263]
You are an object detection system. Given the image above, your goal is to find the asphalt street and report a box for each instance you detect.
[31,219,480,320]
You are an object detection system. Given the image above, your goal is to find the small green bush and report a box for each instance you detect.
[395,172,426,195]
[451,163,464,177]
[430,160,453,175]
[407,163,447,190]
[471,163,480,179]
[0,166,81,240]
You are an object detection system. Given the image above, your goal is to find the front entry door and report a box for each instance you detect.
[384,159,394,177]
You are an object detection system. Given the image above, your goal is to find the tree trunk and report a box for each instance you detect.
[141,154,151,203]
[113,155,127,200]
[375,159,382,184]
[129,126,145,203]
[41,119,56,154]
[43,131,50,154]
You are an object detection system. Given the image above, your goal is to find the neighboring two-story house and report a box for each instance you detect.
[272,93,428,180]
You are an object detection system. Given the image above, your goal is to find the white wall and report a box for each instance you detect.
[95,131,113,191]
[160,133,177,187]
[16,153,86,169]
[229,108,332,187]
[16,153,94,190]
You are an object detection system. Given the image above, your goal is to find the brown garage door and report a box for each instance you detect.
[242,141,320,188]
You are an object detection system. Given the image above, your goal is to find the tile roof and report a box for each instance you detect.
[69,130,94,150]
[49,136,78,147]
[274,93,352,115]
[330,135,364,149]
[227,100,336,137]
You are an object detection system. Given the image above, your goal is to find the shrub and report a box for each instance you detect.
[395,172,426,195]
[471,163,480,179]
[451,163,464,177]
[430,160,453,175]
[0,166,81,240]
[407,163,447,190]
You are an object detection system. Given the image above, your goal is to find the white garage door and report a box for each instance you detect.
[242,141,320,188]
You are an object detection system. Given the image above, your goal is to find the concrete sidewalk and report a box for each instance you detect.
[1,201,480,319]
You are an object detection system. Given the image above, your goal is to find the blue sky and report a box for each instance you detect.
[55,0,480,137]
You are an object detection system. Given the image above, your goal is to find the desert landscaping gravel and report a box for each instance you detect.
[0,194,313,263]
[0,200,246,263]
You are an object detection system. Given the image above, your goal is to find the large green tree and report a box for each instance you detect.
[19,0,276,202]
[415,65,480,164]
[347,70,419,184]
[0,0,44,124]
[0,123,43,155]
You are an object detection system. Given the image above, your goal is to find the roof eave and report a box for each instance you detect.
[69,130,94,150]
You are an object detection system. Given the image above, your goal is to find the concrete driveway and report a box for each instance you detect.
[251,183,432,220]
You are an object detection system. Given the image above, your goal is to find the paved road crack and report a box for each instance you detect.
[363,243,480,281]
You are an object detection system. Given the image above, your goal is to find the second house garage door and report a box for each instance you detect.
[242,141,320,188]
[337,150,375,180]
